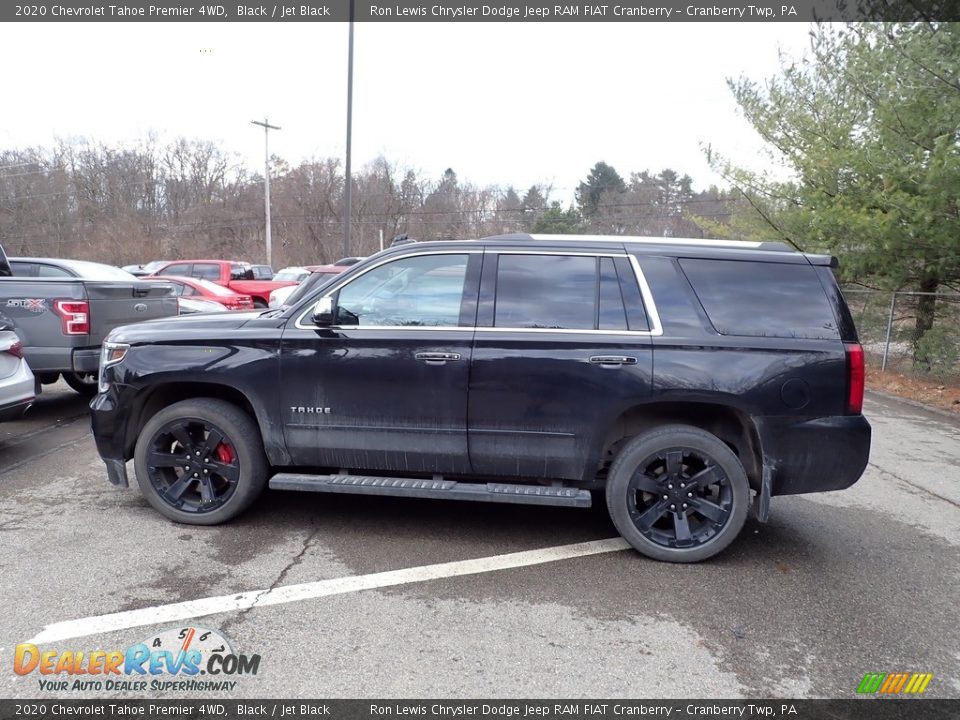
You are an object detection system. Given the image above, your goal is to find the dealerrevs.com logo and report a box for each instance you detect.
[14,626,260,693]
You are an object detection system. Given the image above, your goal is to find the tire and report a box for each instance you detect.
[606,424,749,563]
[253,298,268,309]
[133,398,268,525]
[63,371,99,398]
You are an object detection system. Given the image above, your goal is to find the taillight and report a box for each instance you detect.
[53,300,90,335]
[4,340,23,359]
[845,342,865,414]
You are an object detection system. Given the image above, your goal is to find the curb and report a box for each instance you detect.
[866,389,960,424]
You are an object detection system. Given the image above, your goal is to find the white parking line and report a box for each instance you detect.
[30,537,631,644]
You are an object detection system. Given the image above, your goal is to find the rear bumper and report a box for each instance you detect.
[0,359,35,421]
[758,414,871,496]
[90,388,131,487]
[0,397,33,422]
[73,348,100,372]
[21,346,100,373]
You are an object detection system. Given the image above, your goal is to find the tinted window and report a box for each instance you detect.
[495,255,596,330]
[36,264,75,278]
[614,256,650,331]
[163,263,193,277]
[335,254,468,327]
[230,263,253,280]
[193,263,221,281]
[8,261,36,277]
[598,257,627,331]
[680,259,839,339]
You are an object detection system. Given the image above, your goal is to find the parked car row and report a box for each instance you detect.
[0,247,358,408]
[0,248,178,399]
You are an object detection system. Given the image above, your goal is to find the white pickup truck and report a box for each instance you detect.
[0,244,178,397]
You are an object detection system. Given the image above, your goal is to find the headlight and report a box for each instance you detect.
[98,341,130,393]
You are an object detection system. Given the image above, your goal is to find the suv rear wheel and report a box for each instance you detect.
[133,398,267,525]
[606,424,749,562]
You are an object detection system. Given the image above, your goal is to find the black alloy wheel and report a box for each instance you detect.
[145,417,240,514]
[606,425,749,562]
[134,398,267,525]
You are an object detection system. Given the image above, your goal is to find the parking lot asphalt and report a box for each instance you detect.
[0,383,958,699]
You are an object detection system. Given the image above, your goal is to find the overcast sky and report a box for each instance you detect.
[1,22,814,203]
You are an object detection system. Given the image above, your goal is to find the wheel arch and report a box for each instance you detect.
[124,381,284,465]
[598,401,764,491]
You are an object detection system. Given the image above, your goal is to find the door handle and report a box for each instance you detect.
[415,352,461,364]
[589,355,638,366]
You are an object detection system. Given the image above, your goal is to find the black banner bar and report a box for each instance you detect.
[2,0,960,22]
[0,700,958,720]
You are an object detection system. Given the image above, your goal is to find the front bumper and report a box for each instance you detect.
[759,414,872,496]
[90,389,131,487]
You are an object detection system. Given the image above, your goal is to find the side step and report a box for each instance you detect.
[269,473,592,508]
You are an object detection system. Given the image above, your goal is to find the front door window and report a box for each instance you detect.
[333,254,469,328]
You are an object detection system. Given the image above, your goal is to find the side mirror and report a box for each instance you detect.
[312,296,335,327]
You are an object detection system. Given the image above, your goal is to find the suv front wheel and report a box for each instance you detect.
[134,398,268,525]
[606,424,749,563]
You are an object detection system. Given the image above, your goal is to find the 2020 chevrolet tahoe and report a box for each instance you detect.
[90,235,871,562]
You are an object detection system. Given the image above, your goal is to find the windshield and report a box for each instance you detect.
[282,272,339,307]
[274,268,309,282]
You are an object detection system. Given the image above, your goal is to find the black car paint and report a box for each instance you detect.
[91,238,870,501]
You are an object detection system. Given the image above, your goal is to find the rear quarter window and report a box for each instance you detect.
[679,259,839,339]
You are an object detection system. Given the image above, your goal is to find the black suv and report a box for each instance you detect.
[91,235,870,562]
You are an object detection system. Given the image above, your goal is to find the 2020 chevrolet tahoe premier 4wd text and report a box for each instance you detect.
[90,235,871,562]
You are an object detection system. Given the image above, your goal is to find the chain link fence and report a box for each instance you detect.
[843,288,960,383]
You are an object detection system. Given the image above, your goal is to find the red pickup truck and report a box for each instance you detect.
[149,260,296,308]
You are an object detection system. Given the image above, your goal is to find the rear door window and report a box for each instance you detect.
[162,263,193,277]
[679,259,839,339]
[598,257,628,331]
[194,263,222,281]
[494,255,597,330]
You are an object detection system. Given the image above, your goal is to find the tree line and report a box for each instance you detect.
[0,141,735,268]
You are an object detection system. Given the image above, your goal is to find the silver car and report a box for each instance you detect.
[0,321,34,421]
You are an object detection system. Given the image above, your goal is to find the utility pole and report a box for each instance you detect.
[251,118,281,266]
[343,0,355,258]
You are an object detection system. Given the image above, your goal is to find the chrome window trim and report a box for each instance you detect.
[292,247,663,337]
[628,254,663,336]
[528,234,766,249]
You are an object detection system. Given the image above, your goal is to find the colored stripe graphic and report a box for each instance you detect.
[857,672,932,694]
[857,673,886,693]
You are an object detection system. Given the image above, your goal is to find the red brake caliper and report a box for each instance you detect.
[214,442,235,464]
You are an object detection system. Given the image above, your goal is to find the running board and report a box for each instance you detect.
[269,473,592,508]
